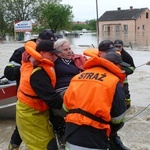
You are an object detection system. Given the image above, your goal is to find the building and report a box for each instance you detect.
[98,7,150,34]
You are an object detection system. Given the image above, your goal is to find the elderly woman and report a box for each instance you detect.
[50,38,87,149]
[54,38,87,93]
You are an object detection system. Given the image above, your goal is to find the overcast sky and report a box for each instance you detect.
[61,0,150,21]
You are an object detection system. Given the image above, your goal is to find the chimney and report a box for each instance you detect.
[118,7,121,10]
[130,6,133,10]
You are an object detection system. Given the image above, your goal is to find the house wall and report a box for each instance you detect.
[98,20,135,34]
[136,8,150,33]
[98,8,150,34]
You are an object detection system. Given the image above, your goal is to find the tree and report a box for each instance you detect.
[0,0,62,37]
[71,20,96,31]
[88,19,96,31]
[0,11,7,38]
[39,2,73,32]
[72,23,90,31]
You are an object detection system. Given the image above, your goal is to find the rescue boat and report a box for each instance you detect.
[0,78,17,119]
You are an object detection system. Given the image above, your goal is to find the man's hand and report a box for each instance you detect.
[29,57,40,66]
[22,51,30,62]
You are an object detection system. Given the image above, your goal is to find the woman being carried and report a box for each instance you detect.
[50,38,87,149]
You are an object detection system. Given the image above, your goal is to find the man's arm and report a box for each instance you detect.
[9,47,25,64]
[30,69,63,109]
[4,47,24,86]
[121,50,135,75]
[4,65,20,81]
[110,82,126,135]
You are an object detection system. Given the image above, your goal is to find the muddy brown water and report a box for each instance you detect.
[0,33,150,149]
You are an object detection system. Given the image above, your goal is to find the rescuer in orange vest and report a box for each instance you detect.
[83,40,130,149]
[16,40,63,150]
[6,29,56,150]
[62,43,129,149]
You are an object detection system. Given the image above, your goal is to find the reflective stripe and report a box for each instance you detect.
[9,61,21,66]
[6,61,21,67]
[65,142,108,150]
[125,98,131,102]
[62,103,69,112]
[7,63,15,67]
[125,99,131,105]
[129,66,135,71]
[111,112,125,124]
[56,86,68,93]
[31,67,42,74]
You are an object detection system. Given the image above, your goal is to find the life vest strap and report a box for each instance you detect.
[68,108,109,124]
[20,89,39,99]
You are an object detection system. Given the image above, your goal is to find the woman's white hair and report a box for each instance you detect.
[54,38,70,51]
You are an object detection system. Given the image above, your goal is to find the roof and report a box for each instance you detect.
[99,8,148,21]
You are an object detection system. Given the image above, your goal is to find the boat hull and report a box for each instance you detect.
[0,82,17,119]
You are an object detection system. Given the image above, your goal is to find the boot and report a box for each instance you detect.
[126,104,131,110]
[110,133,130,150]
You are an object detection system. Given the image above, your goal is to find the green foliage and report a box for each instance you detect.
[72,24,90,30]
[88,19,96,30]
[0,0,39,37]
[0,0,95,39]
[39,2,73,32]
[0,11,7,37]
[72,19,96,31]
[0,0,62,37]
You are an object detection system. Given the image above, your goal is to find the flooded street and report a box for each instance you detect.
[0,119,27,150]
[0,33,150,150]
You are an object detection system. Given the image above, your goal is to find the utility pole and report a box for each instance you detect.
[96,0,99,46]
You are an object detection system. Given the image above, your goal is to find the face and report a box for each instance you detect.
[36,38,42,45]
[57,42,73,59]
[115,45,123,52]
[99,52,122,69]
[40,51,57,62]
[98,51,106,57]
[50,37,55,41]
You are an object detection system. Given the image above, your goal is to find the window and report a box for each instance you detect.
[104,26,108,32]
[115,25,120,32]
[142,25,145,30]
[146,12,149,19]
[124,25,128,31]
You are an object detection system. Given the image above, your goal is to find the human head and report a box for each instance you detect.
[104,52,130,68]
[54,38,73,59]
[36,40,60,62]
[98,40,116,57]
[54,33,63,41]
[114,39,123,52]
[36,29,55,45]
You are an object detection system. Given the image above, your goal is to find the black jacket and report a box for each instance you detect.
[4,39,37,86]
[4,47,25,87]
[121,48,135,75]
[30,68,63,109]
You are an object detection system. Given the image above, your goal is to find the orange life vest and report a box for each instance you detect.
[17,41,56,111]
[64,57,126,137]
[83,48,99,57]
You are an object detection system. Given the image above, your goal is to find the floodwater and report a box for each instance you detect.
[0,33,150,150]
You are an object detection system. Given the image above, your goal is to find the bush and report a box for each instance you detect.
[71,19,96,31]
